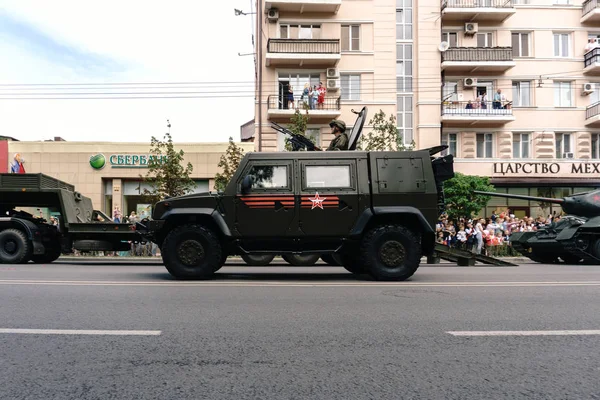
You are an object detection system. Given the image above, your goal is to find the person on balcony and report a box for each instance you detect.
[585,38,595,54]
[317,82,326,109]
[465,100,473,109]
[287,85,295,110]
[493,89,503,109]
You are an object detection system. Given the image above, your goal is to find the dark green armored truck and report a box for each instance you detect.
[0,173,138,264]
[140,144,454,281]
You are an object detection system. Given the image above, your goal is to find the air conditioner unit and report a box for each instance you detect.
[327,68,339,78]
[583,82,595,95]
[327,79,340,90]
[463,77,477,87]
[464,23,478,36]
[563,152,574,159]
[267,8,279,22]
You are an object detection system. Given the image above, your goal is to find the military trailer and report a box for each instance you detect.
[0,173,139,264]
[137,143,455,280]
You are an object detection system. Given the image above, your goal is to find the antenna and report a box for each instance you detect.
[438,41,450,52]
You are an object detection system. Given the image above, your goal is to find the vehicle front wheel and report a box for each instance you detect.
[161,224,222,279]
[360,225,421,281]
[0,229,32,264]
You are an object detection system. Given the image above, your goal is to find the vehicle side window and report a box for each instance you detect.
[305,165,351,188]
[246,165,288,189]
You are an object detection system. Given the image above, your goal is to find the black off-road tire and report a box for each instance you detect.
[161,224,223,279]
[282,254,320,266]
[241,254,275,266]
[0,229,32,264]
[360,225,421,281]
[31,242,62,264]
[591,238,600,260]
[320,254,341,266]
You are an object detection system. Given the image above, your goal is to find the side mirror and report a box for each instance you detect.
[241,175,255,195]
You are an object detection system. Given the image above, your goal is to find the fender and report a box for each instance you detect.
[159,208,232,237]
[350,207,435,237]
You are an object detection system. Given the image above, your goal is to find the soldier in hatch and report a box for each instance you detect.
[326,119,349,151]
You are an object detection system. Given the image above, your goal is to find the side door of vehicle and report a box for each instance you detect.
[297,160,360,241]
[234,159,297,243]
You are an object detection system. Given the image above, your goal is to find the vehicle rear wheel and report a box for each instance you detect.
[320,254,341,266]
[282,254,320,266]
[0,229,32,264]
[31,241,62,264]
[161,224,222,279]
[360,225,421,281]
[241,254,275,266]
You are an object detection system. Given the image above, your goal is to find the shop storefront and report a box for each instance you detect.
[455,160,600,219]
[2,140,254,217]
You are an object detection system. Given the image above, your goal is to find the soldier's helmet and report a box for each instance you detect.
[329,119,346,132]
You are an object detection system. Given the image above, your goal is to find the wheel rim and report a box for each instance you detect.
[3,239,17,255]
[379,240,406,267]
[177,240,205,266]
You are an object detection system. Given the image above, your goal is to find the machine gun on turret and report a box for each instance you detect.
[473,189,600,264]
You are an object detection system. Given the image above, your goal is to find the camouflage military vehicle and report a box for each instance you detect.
[475,190,600,264]
[0,173,138,264]
[138,108,455,280]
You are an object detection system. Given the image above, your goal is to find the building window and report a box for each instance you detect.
[341,74,361,100]
[512,81,531,107]
[592,133,599,159]
[553,33,570,57]
[397,96,413,146]
[341,25,360,51]
[476,32,493,47]
[305,165,351,188]
[476,133,494,158]
[280,24,321,39]
[443,81,458,102]
[441,32,458,47]
[396,44,413,92]
[511,32,530,57]
[554,0,570,4]
[245,165,288,189]
[513,133,531,158]
[555,133,573,158]
[554,81,572,107]
[396,8,412,40]
[441,133,457,156]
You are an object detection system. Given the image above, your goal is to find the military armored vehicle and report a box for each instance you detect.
[0,173,139,264]
[474,190,600,264]
[137,111,455,280]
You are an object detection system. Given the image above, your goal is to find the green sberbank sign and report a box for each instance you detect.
[89,153,167,170]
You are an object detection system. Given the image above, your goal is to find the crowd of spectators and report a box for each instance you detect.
[436,211,562,257]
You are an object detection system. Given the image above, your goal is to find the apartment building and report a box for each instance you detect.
[253,0,600,218]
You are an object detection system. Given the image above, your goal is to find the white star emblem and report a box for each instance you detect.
[309,192,326,210]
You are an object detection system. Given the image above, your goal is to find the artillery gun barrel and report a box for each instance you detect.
[473,191,565,204]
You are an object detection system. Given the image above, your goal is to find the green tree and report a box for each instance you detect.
[442,172,494,221]
[142,122,195,204]
[358,109,415,151]
[284,108,315,151]
[214,136,245,192]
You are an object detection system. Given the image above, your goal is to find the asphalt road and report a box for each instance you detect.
[1,261,600,400]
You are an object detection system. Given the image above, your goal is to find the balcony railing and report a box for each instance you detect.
[582,0,599,17]
[442,100,513,116]
[267,39,340,54]
[441,47,513,62]
[586,101,600,119]
[441,0,513,9]
[268,95,341,111]
[585,48,600,68]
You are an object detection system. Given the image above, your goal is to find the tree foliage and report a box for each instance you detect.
[284,108,315,151]
[442,172,495,221]
[214,136,245,192]
[358,109,415,151]
[142,131,195,204]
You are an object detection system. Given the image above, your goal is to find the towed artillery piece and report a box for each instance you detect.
[474,190,600,264]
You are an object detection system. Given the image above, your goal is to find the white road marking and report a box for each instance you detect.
[0,279,600,288]
[448,330,600,337]
[0,328,161,336]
